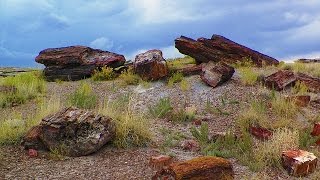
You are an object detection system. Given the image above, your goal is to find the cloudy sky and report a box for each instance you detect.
[1,0,320,67]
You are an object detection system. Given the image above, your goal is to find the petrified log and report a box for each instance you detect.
[134,49,168,81]
[249,126,273,140]
[297,58,320,63]
[296,73,320,93]
[176,64,203,76]
[35,46,126,81]
[264,70,296,91]
[22,107,115,157]
[175,35,279,66]
[153,156,234,180]
[200,62,235,88]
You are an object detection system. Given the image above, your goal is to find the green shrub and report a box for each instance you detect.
[148,97,173,118]
[68,82,97,109]
[0,71,46,108]
[238,67,259,85]
[190,123,209,147]
[292,81,309,95]
[167,72,184,87]
[92,66,116,81]
[119,67,141,85]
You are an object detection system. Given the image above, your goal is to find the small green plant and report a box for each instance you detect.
[190,123,209,147]
[233,57,254,68]
[119,67,141,85]
[238,67,259,85]
[92,66,116,81]
[167,72,184,87]
[68,82,97,109]
[292,81,309,95]
[299,128,319,148]
[48,144,68,161]
[159,128,186,153]
[169,108,195,123]
[148,97,173,118]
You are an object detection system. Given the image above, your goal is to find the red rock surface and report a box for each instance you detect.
[200,62,235,88]
[153,156,234,180]
[281,150,318,177]
[22,125,46,150]
[311,123,320,136]
[264,70,296,91]
[181,139,200,152]
[28,149,38,158]
[134,49,168,81]
[175,35,279,66]
[249,126,273,140]
[296,73,320,93]
[176,64,203,76]
[287,95,310,107]
[149,155,173,171]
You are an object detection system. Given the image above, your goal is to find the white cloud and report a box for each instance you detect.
[90,37,114,50]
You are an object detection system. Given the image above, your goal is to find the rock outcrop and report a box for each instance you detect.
[200,62,235,88]
[153,156,234,180]
[22,107,115,157]
[35,46,126,81]
[175,35,279,66]
[133,49,168,81]
[264,70,296,91]
[296,73,320,93]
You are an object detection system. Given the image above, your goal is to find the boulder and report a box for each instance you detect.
[200,62,235,88]
[22,107,115,157]
[153,156,234,180]
[35,46,126,81]
[175,35,279,66]
[134,49,168,81]
[281,150,318,177]
[264,70,296,91]
[296,73,320,93]
[249,126,273,140]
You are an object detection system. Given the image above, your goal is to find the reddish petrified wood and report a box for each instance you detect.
[264,70,296,91]
[176,64,203,76]
[22,125,46,150]
[153,156,234,180]
[311,123,320,136]
[281,150,318,177]
[249,126,273,140]
[181,139,200,152]
[134,49,168,81]
[287,95,311,107]
[296,73,320,93]
[149,155,173,171]
[175,35,279,66]
[200,62,235,88]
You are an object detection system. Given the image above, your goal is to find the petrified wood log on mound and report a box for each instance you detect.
[175,35,279,66]
[200,62,235,88]
[35,46,126,81]
[153,156,234,180]
[22,107,115,157]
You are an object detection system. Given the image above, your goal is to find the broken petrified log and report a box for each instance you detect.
[175,64,203,76]
[134,49,168,81]
[22,107,115,157]
[35,46,126,81]
[200,62,235,88]
[264,70,296,91]
[249,126,273,140]
[175,35,279,66]
[296,73,320,93]
[153,156,234,180]
[281,150,318,177]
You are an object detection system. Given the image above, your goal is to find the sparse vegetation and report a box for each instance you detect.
[0,71,46,108]
[92,66,116,81]
[159,128,186,153]
[167,72,184,87]
[292,81,309,95]
[119,67,141,85]
[169,108,195,123]
[167,56,196,71]
[148,97,173,118]
[179,79,190,91]
[238,67,260,85]
[99,94,152,148]
[68,82,97,109]
[280,62,320,77]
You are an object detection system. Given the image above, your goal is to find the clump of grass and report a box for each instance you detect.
[148,97,173,118]
[238,67,260,85]
[0,71,46,108]
[48,144,68,161]
[167,56,196,71]
[190,123,209,147]
[253,128,299,169]
[119,67,141,85]
[270,95,298,119]
[292,81,309,95]
[233,57,254,68]
[179,79,190,91]
[169,108,195,123]
[0,95,61,145]
[99,94,152,148]
[159,128,186,153]
[92,66,116,81]
[299,128,319,149]
[167,72,184,87]
[68,82,97,109]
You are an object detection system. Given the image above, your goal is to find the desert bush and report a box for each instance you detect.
[238,67,259,85]
[299,128,319,149]
[99,94,152,148]
[0,71,46,108]
[233,57,254,68]
[119,67,141,85]
[0,95,61,145]
[253,128,299,169]
[92,66,116,81]
[167,72,184,87]
[148,97,173,118]
[68,82,97,109]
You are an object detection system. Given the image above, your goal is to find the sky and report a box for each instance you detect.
[1,0,320,67]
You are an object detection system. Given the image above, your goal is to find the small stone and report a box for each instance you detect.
[149,155,173,170]
[192,119,202,126]
[249,126,273,140]
[311,123,320,136]
[28,149,38,158]
[181,139,200,152]
[281,149,318,177]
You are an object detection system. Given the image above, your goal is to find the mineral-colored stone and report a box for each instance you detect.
[149,155,173,171]
[200,62,235,88]
[264,70,296,91]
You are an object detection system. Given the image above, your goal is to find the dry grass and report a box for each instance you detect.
[68,82,97,109]
[167,56,196,71]
[280,62,320,77]
[238,67,260,85]
[99,94,152,148]
[167,72,184,87]
[119,67,141,85]
[92,66,116,81]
